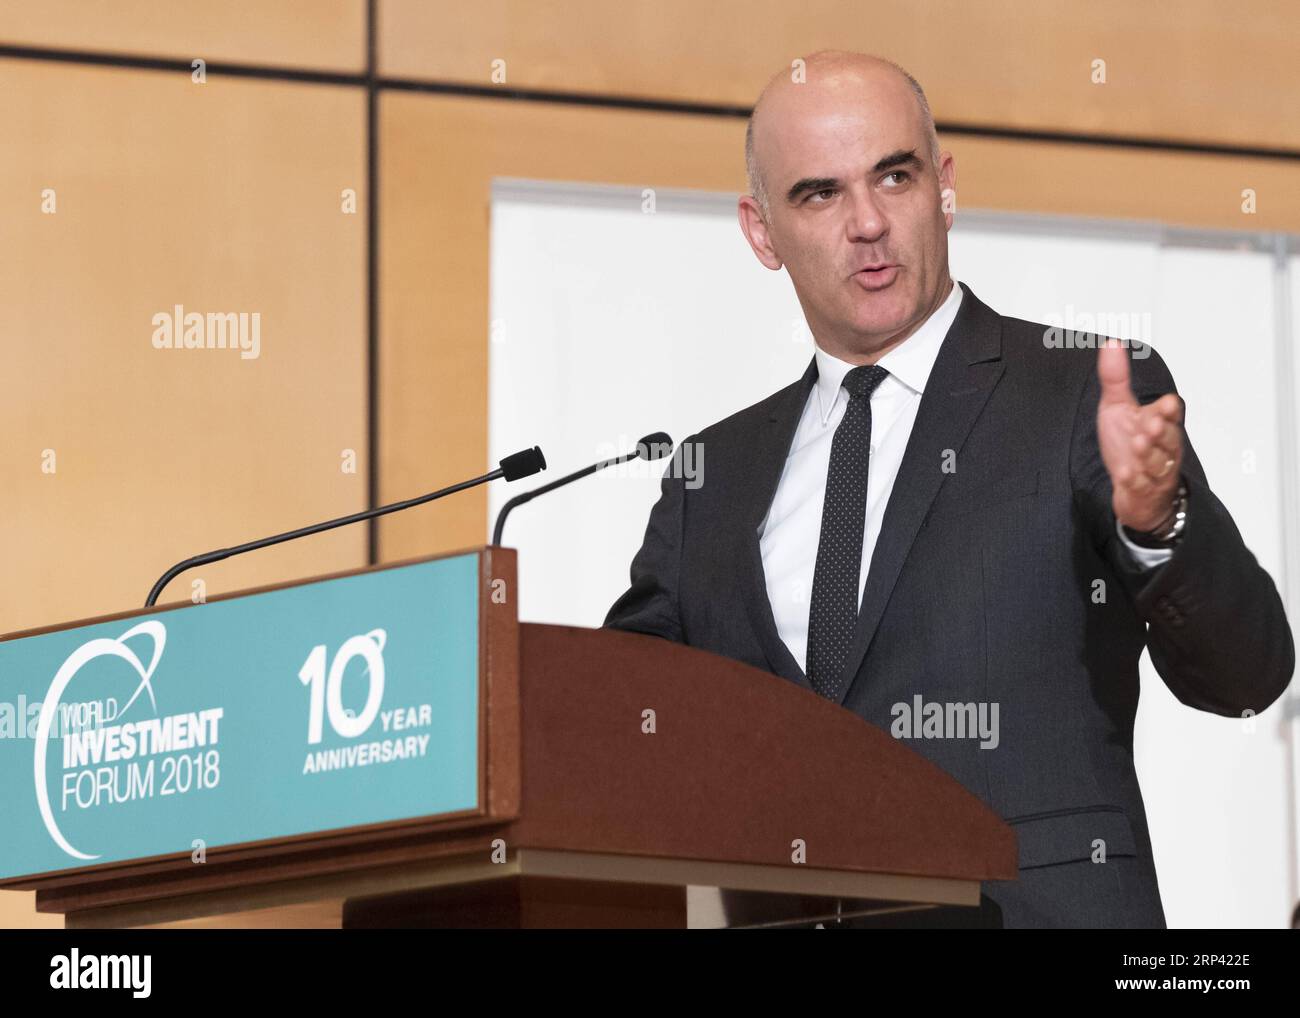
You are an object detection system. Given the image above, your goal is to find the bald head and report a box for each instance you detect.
[734,49,955,362]
[745,51,939,219]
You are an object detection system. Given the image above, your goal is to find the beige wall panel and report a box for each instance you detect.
[0,895,60,930]
[947,134,1300,232]
[379,92,1297,562]
[0,0,365,71]
[380,0,1300,152]
[0,61,368,631]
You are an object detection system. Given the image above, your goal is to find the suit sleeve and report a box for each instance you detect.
[602,436,694,643]
[1069,344,1295,716]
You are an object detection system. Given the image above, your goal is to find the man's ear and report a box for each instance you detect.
[737,195,784,270]
[938,151,957,231]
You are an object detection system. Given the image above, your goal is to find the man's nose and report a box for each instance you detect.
[845,189,887,242]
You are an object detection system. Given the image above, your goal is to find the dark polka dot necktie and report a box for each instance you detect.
[807,364,890,699]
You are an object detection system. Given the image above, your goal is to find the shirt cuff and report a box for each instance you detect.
[1115,516,1175,570]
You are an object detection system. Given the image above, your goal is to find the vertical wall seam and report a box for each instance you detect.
[365,0,379,563]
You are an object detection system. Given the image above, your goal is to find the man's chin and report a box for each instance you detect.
[848,301,914,338]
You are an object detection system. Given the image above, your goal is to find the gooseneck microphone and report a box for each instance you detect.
[492,432,672,547]
[145,446,546,607]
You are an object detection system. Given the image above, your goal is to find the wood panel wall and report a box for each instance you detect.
[379,0,1300,152]
[0,0,365,70]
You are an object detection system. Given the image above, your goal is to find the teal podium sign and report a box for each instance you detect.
[0,553,483,881]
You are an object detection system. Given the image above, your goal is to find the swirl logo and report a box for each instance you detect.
[33,620,166,860]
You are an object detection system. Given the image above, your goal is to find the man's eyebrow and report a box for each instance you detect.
[785,176,839,204]
[873,149,923,173]
[784,151,925,204]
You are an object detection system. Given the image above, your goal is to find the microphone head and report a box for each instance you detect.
[635,432,674,461]
[500,445,546,481]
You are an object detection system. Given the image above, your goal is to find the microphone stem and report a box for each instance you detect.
[146,467,504,607]
[492,448,643,546]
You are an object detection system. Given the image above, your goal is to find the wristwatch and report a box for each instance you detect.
[1122,480,1188,549]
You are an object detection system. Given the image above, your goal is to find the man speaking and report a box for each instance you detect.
[603,50,1294,928]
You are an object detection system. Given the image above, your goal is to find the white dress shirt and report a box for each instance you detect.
[757,278,1171,674]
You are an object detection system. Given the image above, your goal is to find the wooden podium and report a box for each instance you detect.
[1,547,1016,928]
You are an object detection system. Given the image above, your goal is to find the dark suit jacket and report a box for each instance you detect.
[603,281,1295,928]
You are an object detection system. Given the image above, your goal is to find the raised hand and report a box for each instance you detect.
[1096,340,1185,533]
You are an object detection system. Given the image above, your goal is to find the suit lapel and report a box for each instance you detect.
[739,357,818,690]
[835,281,1005,705]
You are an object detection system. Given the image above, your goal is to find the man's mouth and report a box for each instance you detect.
[851,264,900,291]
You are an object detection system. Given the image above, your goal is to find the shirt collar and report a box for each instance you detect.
[812,278,964,425]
